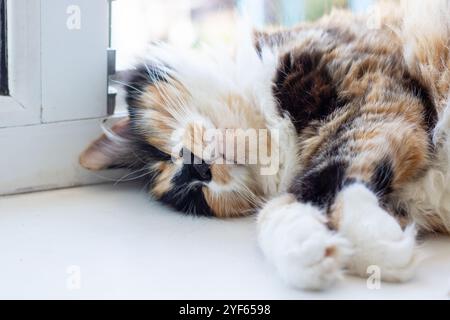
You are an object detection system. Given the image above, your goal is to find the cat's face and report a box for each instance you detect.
[80,44,289,217]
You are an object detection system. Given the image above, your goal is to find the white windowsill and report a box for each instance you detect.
[0,182,449,299]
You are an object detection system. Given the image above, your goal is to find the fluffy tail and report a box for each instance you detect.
[401,0,450,113]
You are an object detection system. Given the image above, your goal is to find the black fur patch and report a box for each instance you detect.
[370,158,395,197]
[122,63,213,216]
[159,165,213,217]
[403,72,438,138]
[273,51,346,133]
[133,138,172,163]
[125,63,168,120]
[120,63,174,165]
[289,160,348,208]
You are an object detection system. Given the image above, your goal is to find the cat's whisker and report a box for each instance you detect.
[113,167,151,185]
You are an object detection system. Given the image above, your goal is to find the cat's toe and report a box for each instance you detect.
[278,232,352,290]
[258,196,352,291]
[350,225,418,283]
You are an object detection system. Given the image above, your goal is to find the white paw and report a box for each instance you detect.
[258,194,352,291]
[338,183,418,282]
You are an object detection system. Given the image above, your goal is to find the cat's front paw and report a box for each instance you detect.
[339,184,419,282]
[258,195,352,291]
[348,224,418,283]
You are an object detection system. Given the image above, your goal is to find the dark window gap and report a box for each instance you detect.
[0,0,8,96]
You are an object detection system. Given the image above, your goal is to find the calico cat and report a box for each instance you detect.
[80,0,450,290]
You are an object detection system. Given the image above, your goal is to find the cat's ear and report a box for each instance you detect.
[253,29,287,52]
[79,118,135,171]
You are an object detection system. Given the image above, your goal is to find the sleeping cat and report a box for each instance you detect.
[80,0,450,290]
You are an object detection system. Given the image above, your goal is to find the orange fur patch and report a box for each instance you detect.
[151,162,177,198]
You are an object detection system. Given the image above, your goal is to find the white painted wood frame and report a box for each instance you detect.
[0,0,123,195]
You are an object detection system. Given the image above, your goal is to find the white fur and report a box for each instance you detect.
[338,183,418,282]
[400,99,450,233]
[401,0,450,107]
[257,195,352,290]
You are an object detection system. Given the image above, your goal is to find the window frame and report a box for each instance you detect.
[0,0,41,128]
[0,0,9,96]
[0,0,124,196]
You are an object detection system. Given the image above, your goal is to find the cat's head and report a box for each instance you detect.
[80,41,293,217]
